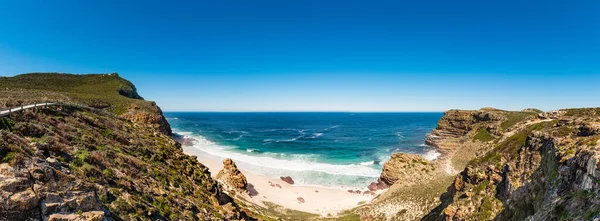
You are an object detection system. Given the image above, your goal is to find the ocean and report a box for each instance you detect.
[165,112,443,188]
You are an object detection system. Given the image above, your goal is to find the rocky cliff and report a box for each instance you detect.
[423,108,600,220]
[0,74,254,220]
[352,108,540,220]
[0,73,172,135]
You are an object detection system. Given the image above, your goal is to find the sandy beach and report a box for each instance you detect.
[182,145,377,216]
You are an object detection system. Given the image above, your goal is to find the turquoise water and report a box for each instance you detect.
[165,112,442,188]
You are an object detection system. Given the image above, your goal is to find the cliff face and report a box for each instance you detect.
[0,106,253,220]
[0,73,172,135]
[0,73,253,220]
[425,108,537,149]
[120,102,172,135]
[423,108,600,221]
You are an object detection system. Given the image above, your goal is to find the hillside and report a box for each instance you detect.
[2,73,599,221]
[0,73,171,135]
[0,73,256,220]
[344,108,536,220]
[348,107,600,221]
[422,108,600,220]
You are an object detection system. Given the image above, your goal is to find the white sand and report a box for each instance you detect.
[182,145,376,216]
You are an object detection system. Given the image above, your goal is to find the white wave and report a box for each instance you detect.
[173,131,193,136]
[246,148,258,153]
[166,117,178,120]
[274,134,304,142]
[307,133,323,139]
[224,130,248,134]
[395,132,405,140]
[418,143,430,147]
[421,149,441,161]
[359,161,375,166]
[187,134,380,178]
[229,134,245,141]
[323,125,340,131]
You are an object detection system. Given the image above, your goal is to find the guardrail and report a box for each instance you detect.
[0,102,58,117]
[0,102,115,118]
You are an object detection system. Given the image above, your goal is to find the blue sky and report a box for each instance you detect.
[0,0,598,111]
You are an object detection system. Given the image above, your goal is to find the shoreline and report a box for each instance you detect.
[181,144,378,216]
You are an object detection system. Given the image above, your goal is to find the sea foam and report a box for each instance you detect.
[187,133,380,178]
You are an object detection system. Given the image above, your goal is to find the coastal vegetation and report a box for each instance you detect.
[2,73,600,221]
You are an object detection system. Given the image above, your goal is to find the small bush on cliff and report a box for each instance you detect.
[501,112,536,130]
[474,128,494,142]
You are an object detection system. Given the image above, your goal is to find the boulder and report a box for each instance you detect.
[578,123,600,137]
[379,153,435,186]
[216,159,248,192]
[47,211,104,221]
[280,176,295,184]
[368,180,389,191]
[297,197,305,203]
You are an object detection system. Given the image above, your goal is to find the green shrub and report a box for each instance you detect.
[501,112,535,130]
[103,168,114,177]
[474,128,494,142]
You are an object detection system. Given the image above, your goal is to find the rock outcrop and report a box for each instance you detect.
[280,176,295,185]
[120,102,172,135]
[367,153,436,191]
[424,109,529,148]
[0,91,255,220]
[216,158,248,192]
[0,73,173,135]
[424,108,600,221]
[380,153,436,186]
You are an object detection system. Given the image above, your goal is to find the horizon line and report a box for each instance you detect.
[162,110,447,113]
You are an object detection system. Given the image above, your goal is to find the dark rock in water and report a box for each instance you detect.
[297,197,305,203]
[348,190,355,193]
[355,190,362,194]
[280,176,295,184]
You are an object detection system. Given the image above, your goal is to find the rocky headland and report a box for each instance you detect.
[0,73,255,220]
[2,73,599,221]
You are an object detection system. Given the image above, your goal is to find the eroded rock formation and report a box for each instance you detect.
[216,158,248,192]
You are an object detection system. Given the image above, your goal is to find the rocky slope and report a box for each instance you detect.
[0,73,171,135]
[0,73,255,220]
[423,108,600,220]
[351,108,540,220]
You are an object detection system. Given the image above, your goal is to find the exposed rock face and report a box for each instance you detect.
[47,211,105,221]
[0,106,255,220]
[216,158,248,192]
[578,123,600,136]
[280,176,295,185]
[425,109,535,149]
[379,153,436,186]
[0,144,106,220]
[114,74,143,100]
[425,110,478,147]
[424,109,600,221]
[121,102,172,135]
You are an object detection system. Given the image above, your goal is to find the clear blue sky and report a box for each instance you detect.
[0,0,598,111]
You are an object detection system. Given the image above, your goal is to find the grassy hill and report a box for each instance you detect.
[0,73,171,134]
[1,73,145,114]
